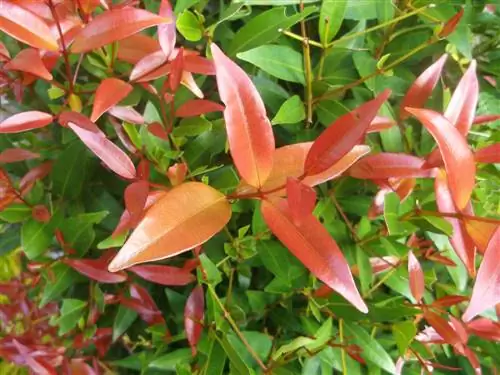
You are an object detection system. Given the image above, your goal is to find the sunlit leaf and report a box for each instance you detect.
[91,78,133,122]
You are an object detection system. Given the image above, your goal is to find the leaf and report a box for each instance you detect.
[113,305,138,342]
[392,321,416,356]
[407,251,424,303]
[0,148,39,164]
[226,331,272,369]
[159,0,176,58]
[5,48,53,80]
[305,89,390,175]
[258,241,306,282]
[129,265,195,286]
[0,111,53,133]
[91,78,133,122]
[71,7,169,53]
[349,153,432,179]
[237,45,304,84]
[237,143,370,196]
[176,10,203,42]
[439,8,464,38]
[407,108,475,210]
[462,227,500,322]
[319,0,347,44]
[108,182,231,271]
[344,322,396,373]
[261,199,367,313]
[51,142,88,200]
[60,112,136,180]
[475,144,500,164]
[184,285,204,355]
[423,310,464,349]
[211,43,275,189]
[148,349,192,371]
[40,264,83,307]
[53,299,87,335]
[399,54,448,120]
[0,1,58,51]
[286,178,316,226]
[108,106,145,125]
[176,99,224,118]
[272,96,306,125]
[124,180,149,228]
[64,258,127,284]
[173,117,212,137]
[21,218,52,259]
[464,218,497,253]
[229,6,316,55]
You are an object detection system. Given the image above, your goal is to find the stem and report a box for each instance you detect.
[363,268,397,298]
[339,319,348,375]
[317,18,330,81]
[299,1,313,126]
[280,30,323,49]
[207,285,268,372]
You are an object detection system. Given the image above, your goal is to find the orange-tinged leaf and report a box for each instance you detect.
[352,256,399,276]
[464,219,498,253]
[0,1,58,51]
[176,99,224,118]
[439,8,464,38]
[129,265,195,286]
[400,54,448,120]
[286,177,316,226]
[211,43,275,188]
[32,205,51,223]
[261,199,368,313]
[71,7,169,53]
[237,143,370,197]
[117,34,160,64]
[475,144,500,164]
[435,170,476,275]
[181,71,204,98]
[368,178,416,218]
[424,310,464,349]
[158,0,176,58]
[349,153,432,179]
[168,47,184,92]
[0,148,39,163]
[184,285,204,356]
[167,163,188,186]
[463,227,500,322]
[91,78,133,122]
[408,251,424,302]
[431,295,469,308]
[124,180,149,226]
[367,116,396,133]
[407,108,475,210]
[184,54,216,75]
[0,111,53,133]
[108,182,231,271]
[305,89,391,175]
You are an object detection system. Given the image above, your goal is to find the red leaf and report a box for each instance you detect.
[408,251,424,302]
[261,199,367,313]
[168,47,184,92]
[211,43,275,189]
[4,48,53,81]
[184,54,216,75]
[148,122,170,140]
[286,177,316,226]
[423,311,464,350]
[435,170,476,275]
[475,144,500,164]
[124,283,165,326]
[175,99,224,118]
[32,205,51,223]
[60,112,136,180]
[0,111,53,133]
[407,108,475,210]
[473,114,500,126]
[467,318,500,341]
[167,163,188,186]
[0,41,10,61]
[367,116,396,133]
[91,78,133,122]
[117,34,160,64]
[19,161,52,195]
[0,1,58,51]
[439,8,465,38]
[71,7,169,53]
[0,148,39,163]
[158,0,176,58]
[431,295,469,308]
[400,54,448,120]
[463,227,500,322]
[108,105,145,125]
[349,153,432,179]
[65,258,127,284]
[124,180,149,228]
[184,285,204,356]
[129,264,195,286]
[305,89,391,175]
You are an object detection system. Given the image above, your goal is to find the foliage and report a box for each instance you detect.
[0,0,499,374]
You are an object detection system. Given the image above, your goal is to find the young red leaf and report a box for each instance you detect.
[184,285,204,356]
[148,122,170,140]
[184,54,216,75]
[168,47,184,92]
[462,227,500,322]
[431,295,469,309]
[176,99,224,118]
[108,106,145,125]
[349,153,432,179]
[129,265,195,286]
[367,116,396,133]
[261,199,368,313]
[0,1,58,51]
[167,163,188,186]
[122,283,165,326]
[423,310,464,350]
[286,177,316,226]
[64,258,128,284]
[0,41,10,62]
[464,218,497,253]
[408,251,424,303]
[124,180,149,228]
[4,48,52,81]
[32,205,51,223]
[400,54,448,119]
[158,0,176,58]
[407,108,475,210]
[19,161,52,195]
[368,178,416,218]
[473,114,500,126]
[117,34,160,64]
[91,78,133,122]
[351,256,399,277]
[435,170,476,275]
[439,8,465,38]
[108,182,231,271]
[305,89,391,175]
[475,144,500,164]
[0,148,39,163]
[71,7,169,53]
[0,111,53,133]
[211,43,275,189]
[467,318,500,341]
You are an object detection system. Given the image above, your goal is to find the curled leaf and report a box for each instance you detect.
[439,8,464,38]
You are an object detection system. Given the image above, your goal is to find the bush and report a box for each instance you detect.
[0,0,499,374]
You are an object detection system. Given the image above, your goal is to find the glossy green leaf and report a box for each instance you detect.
[173,117,212,137]
[148,349,192,370]
[53,299,87,335]
[21,218,52,259]
[176,10,203,41]
[392,321,416,356]
[113,305,138,342]
[52,142,89,200]
[319,0,347,44]
[272,96,306,125]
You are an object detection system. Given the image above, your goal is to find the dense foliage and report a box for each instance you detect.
[0,0,499,374]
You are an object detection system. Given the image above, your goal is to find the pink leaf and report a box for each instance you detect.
[0,111,53,133]
[158,0,176,58]
[408,251,424,302]
[176,99,224,118]
[286,177,316,226]
[184,285,204,356]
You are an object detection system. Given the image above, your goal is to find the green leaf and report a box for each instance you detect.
[0,228,20,257]
[227,332,272,369]
[40,264,83,307]
[392,321,417,356]
[97,232,128,249]
[199,254,222,285]
[272,95,306,125]
[376,0,395,23]
[59,211,108,255]
[203,338,227,375]
[356,246,372,295]
[173,117,212,137]
[148,349,192,370]
[176,10,203,42]
[384,193,417,235]
[217,334,251,375]
[238,45,304,84]
[53,299,87,335]
[113,305,138,342]
[21,218,52,259]
[228,6,317,55]
[344,322,396,373]
[0,204,31,223]
[273,337,315,360]
[52,141,89,200]
[319,0,347,44]
[259,241,306,283]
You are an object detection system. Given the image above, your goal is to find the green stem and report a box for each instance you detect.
[339,319,348,375]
